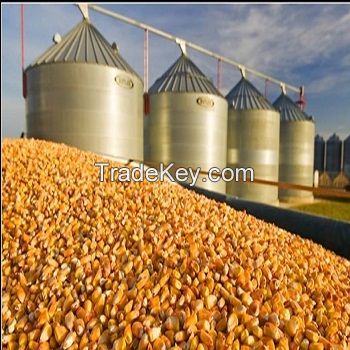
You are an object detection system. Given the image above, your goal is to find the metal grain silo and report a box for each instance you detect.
[226,76,280,204]
[273,93,315,203]
[314,134,325,172]
[25,18,143,160]
[326,133,342,179]
[147,53,228,193]
[344,135,350,178]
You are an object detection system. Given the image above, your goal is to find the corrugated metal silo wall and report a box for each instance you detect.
[344,136,350,178]
[26,64,144,160]
[326,136,342,179]
[148,93,228,193]
[279,120,315,202]
[314,136,325,172]
[227,109,280,204]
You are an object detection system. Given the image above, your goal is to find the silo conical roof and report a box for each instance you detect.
[225,77,275,110]
[273,93,312,122]
[26,19,138,75]
[149,54,222,96]
[327,133,340,142]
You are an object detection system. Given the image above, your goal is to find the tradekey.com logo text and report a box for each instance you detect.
[95,162,254,186]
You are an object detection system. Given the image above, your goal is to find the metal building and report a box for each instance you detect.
[344,135,350,178]
[226,76,280,204]
[273,92,315,203]
[326,133,342,179]
[147,53,228,193]
[25,18,143,160]
[314,134,325,172]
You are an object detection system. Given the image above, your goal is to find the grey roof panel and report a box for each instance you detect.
[315,134,324,142]
[327,133,341,142]
[27,20,138,75]
[273,93,313,122]
[225,77,275,110]
[149,54,222,96]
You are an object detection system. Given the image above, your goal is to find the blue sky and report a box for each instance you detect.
[2,3,350,140]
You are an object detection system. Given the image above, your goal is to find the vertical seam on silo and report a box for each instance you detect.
[88,25,99,64]
[93,27,117,68]
[95,29,115,66]
[63,24,82,62]
[75,23,85,62]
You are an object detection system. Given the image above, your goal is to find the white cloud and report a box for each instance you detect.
[307,73,350,94]
[200,4,350,94]
[341,53,350,67]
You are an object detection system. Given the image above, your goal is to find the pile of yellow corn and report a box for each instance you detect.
[2,139,350,350]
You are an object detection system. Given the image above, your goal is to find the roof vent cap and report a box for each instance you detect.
[53,33,62,44]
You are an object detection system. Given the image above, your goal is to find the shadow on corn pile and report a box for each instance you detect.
[2,139,350,350]
[181,184,350,260]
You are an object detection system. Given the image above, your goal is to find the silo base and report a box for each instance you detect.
[227,182,279,206]
[192,174,227,195]
[240,198,280,207]
[279,195,314,205]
